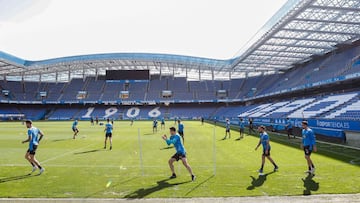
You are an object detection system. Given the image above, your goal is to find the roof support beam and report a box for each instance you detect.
[263,42,330,49]
[309,5,360,13]
[240,60,293,66]
[282,28,360,36]
[294,18,360,26]
[252,52,306,59]
[257,48,316,55]
[271,36,339,43]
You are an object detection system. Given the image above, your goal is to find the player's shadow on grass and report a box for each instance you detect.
[125,178,191,198]
[235,137,244,141]
[160,146,174,150]
[74,149,102,155]
[302,174,319,195]
[143,133,154,135]
[247,171,275,190]
[52,138,72,142]
[0,174,38,183]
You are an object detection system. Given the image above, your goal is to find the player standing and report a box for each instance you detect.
[201,117,204,125]
[90,117,94,126]
[95,116,99,125]
[104,118,113,150]
[162,127,195,181]
[301,121,317,175]
[161,117,165,130]
[239,118,245,139]
[255,125,279,175]
[22,120,45,175]
[248,118,255,135]
[153,119,158,133]
[223,119,231,139]
[72,119,79,139]
[286,118,295,139]
[177,119,185,144]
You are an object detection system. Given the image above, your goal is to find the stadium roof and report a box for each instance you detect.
[1,0,360,82]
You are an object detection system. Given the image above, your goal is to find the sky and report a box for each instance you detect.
[0,0,288,61]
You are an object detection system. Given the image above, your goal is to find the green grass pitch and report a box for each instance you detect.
[0,120,359,198]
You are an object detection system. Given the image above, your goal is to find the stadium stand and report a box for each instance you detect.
[288,93,358,118]
[1,43,359,104]
[325,97,360,120]
[0,20,360,145]
[264,98,316,118]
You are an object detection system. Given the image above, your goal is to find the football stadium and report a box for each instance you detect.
[1,0,360,202]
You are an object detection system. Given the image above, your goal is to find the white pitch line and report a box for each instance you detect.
[42,143,96,163]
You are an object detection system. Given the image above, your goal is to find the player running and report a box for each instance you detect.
[301,121,317,175]
[72,119,79,139]
[161,117,165,130]
[177,119,185,144]
[162,127,195,181]
[223,119,231,139]
[104,118,113,150]
[153,119,158,133]
[22,120,45,175]
[286,118,295,139]
[239,118,245,139]
[255,125,279,175]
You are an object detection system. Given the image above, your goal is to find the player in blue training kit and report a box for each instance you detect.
[286,118,295,139]
[177,120,185,144]
[239,118,245,139]
[255,126,278,175]
[72,119,79,139]
[153,119,158,133]
[223,119,231,139]
[248,118,255,135]
[161,117,165,130]
[104,118,113,150]
[301,121,317,175]
[22,120,45,175]
[162,127,195,181]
